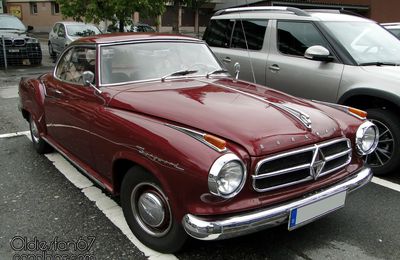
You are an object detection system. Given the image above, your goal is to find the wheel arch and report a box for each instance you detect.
[338,88,400,113]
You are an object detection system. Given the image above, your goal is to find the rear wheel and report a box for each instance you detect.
[121,166,187,253]
[29,115,51,154]
[365,108,400,175]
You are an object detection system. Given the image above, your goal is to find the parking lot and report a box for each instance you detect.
[1,41,400,260]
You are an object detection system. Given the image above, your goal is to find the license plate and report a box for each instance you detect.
[288,190,346,230]
[8,49,20,53]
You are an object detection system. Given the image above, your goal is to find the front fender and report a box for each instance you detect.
[338,87,400,108]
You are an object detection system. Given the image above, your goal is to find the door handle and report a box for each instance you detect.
[269,64,280,72]
[222,57,232,63]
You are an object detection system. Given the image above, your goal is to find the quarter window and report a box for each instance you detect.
[55,47,96,84]
[231,20,268,50]
[203,19,233,48]
[277,21,329,56]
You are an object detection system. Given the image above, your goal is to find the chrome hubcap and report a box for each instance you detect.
[30,118,40,143]
[366,119,394,167]
[131,183,172,237]
[138,192,165,227]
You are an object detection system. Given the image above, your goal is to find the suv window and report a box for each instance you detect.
[52,23,59,33]
[231,20,268,50]
[203,19,234,48]
[277,21,329,56]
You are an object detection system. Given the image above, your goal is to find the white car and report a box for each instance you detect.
[48,22,102,57]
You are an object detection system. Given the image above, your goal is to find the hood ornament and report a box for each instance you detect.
[273,103,312,130]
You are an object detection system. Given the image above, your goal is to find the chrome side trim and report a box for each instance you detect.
[166,124,227,153]
[42,136,106,189]
[182,167,372,241]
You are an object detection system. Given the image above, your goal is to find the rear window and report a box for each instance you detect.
[231,20,268,50]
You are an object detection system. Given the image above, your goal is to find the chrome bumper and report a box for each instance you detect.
[182,167,372,240]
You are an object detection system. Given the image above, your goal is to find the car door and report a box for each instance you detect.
[43,46,100,167]
[265,20,344,102]
[205,19,270,85]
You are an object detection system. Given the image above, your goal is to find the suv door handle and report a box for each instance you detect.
[222,57,232,63]
[269,64,280,72]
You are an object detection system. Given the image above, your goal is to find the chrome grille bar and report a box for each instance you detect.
[253,138,352,192]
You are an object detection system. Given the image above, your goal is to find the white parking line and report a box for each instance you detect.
[11,132,177,260]
[372,177,400,192]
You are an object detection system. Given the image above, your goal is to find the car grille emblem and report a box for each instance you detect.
[311,146,326,180]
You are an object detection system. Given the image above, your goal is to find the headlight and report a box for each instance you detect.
[208,153,246,198]
[26,38,38,44]
[355,121,379,155]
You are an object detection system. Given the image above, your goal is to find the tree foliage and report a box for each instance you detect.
[56,0,166,31]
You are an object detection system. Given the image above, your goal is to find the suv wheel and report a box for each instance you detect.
[365,108,400,175]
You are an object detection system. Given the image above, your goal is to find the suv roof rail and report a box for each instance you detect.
[305,9,364,17]
[214,6,310,17]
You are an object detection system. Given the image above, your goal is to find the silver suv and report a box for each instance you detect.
[382,23,400,39]
[203,7,400,176]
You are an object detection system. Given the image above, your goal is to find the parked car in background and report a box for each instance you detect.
[48,22,102,57]
[0,14,42,66]
[204,7,400,176]
[382,22,400,39]
[107,22,155,33]
[19,33,377,253]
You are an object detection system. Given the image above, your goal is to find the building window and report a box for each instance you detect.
[30,2,38,14]
[52,2,60,15]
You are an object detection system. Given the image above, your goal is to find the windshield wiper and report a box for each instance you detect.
[206,69,228,78]
[359,62,399,66]
[161,69,198,82]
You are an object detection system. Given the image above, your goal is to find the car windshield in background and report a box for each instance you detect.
[322,21,400,65]
[66,24,101,37]
[100,41,223,85]
[0,16,26,31]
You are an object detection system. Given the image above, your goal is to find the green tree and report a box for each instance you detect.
[56,0,166,32]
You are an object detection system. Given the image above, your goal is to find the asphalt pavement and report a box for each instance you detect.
[0,42,399,260]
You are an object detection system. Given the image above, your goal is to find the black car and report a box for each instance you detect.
[0,14,42,66]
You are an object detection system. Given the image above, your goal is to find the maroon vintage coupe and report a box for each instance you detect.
[19,33,378,253]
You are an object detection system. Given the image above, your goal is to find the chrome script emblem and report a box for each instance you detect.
[311,147,326,180]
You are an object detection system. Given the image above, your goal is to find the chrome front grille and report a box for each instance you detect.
[253,138,352,192]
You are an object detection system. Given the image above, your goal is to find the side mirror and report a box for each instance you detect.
[27,25,34,32]
[304,45,334,62]
[82,71,95,86]
[234,62,240,80]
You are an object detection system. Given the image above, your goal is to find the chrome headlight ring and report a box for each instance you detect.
[355,121,379,155]
[208,153,247,199]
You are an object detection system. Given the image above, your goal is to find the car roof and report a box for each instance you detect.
[212,6,373,23]
[382,23,400,28]
[55,21,96,26]
[73,33,202,44]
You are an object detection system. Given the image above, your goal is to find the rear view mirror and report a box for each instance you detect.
[82,71,95,86]
[304,45,334,62]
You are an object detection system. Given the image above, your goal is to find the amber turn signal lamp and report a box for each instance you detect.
[204,134,226,150]
[349,107,367,119]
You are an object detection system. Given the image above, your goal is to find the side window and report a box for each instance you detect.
[53,24,59,33]
[203,19,233,48]
[277,21,329,56]
[55,47,96,84]
[231,20,268,50]
[58,25,65,37]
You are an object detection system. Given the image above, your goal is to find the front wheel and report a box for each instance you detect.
[121,166,187,253]
[365,108,400,175]
[29,115,51,154]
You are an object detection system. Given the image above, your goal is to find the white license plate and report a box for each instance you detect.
[8,49,20,53]
[288,190,346,230]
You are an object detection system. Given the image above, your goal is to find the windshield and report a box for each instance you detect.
[100,41,223,85]
[0,16,26,31]
[322,21,400,65]
[66,24,101,37]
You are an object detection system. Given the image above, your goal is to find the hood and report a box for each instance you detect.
[107,78,343,156]
[0,30,27,38]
